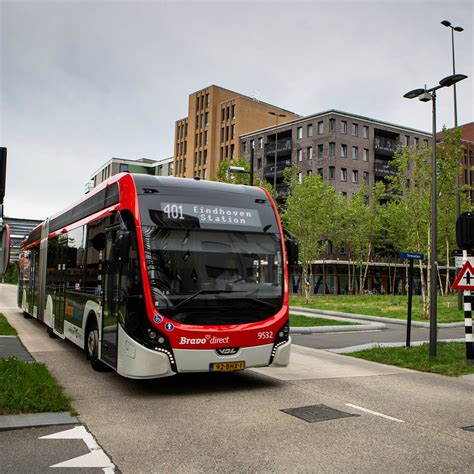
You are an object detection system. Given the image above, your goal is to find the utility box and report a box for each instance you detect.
[456,212,474,251]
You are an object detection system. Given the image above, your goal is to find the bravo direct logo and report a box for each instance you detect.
[179,335,230,345]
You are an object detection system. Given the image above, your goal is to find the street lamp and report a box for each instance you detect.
[228,166,252,186]
[404,73,468,358]
[441,19,464,310]
[268,111,286,192]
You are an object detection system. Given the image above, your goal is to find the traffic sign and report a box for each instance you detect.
[399,251,424,260]
[452,261,474,291]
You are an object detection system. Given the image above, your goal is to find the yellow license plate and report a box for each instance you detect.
[209,361,246,372]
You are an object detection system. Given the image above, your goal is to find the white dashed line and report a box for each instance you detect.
[346,403,405,423]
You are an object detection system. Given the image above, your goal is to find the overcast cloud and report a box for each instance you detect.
[1,0,472,220]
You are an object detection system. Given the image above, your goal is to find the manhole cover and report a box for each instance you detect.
[462,426,474,432]
[281,404,359,423]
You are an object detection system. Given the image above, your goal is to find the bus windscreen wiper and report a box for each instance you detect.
[172,290,244,313]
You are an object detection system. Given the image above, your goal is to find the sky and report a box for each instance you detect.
[1,0,473,220]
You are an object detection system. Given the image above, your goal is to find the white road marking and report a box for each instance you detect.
[39,425,115,472]
[346,403,405,423]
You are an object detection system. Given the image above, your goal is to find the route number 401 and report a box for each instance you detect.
[164,204,184,220]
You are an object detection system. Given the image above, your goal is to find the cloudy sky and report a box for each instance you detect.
[1,0,473,220]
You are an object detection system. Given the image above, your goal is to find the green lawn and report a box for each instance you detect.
[348,342,474,377]
[290,294,464,324]
[0,358,74,415]
[290,314,356,327]
[0,313,17,335]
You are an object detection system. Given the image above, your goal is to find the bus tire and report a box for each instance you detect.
[86,318,108,372]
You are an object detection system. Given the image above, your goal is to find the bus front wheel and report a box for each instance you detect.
[86,319,108,372]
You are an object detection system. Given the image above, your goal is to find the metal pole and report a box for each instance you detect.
[430,90,438,358]
[273,116,278,191]
[462,249,474,364]
[406,259,413,347]
[249,147,254,186]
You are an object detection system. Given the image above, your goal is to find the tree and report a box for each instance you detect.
[284,169,338,303]
[214,157,251,185]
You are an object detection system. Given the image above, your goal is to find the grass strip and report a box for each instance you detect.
[290,314,356,327]
[290,295,464,324]
[0,313,17,335]
[348,342,474,377]
[0,358,73,415]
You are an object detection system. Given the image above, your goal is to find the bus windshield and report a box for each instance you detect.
[143,226,283,325]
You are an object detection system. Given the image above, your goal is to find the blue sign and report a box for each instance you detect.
[399,251,424,260]
[153,314,163,324]
[165,322,174,332]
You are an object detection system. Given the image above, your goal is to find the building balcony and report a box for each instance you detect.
[374,159,398,177]
[264,139,292,157]
[374,137,401,156]
[262,159,292,179]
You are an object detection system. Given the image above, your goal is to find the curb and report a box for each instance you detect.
[329,338,465,354]
[0,412,79,431]
[290,306,465,328]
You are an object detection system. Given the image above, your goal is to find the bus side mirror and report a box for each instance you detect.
[0,224,10,275]
[285,231,299,266]
[114,230,130,263]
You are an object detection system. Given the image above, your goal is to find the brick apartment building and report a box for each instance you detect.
[173,85,299,180]
[240,110,431,199]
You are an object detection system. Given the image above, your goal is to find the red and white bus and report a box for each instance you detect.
[18,174,294,378]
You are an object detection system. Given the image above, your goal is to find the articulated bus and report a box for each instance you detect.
[18,174,294,378]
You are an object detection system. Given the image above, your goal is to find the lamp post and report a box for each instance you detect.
[441,19,464,310]
[228,166,252,185]
[268,111,286,192]
[404,73,468,358]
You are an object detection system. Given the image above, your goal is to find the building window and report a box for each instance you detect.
[225,126,229,141]
[298,172,303,184]
[414,137,419,148]
[405,135,410,146]
[341,144,347,157]
[203,149,207,164]
[242,141,247,153]
[205,93,209,107]
[297,127,303,139]
[341,121,347,134]
[317,168,323,177]
[307,124,313,137]
[352,146,358,160]
[221,108,225,122]
[341,168,347,181]
[341,191,348,199]
[231,124,235,139]
[204,112,208,126]
[119,164,128,173]
[196,96,200,110]
[329,142,335,156]
[297,149,303,162]
[230,144,235,160]
[258,137,263,149]
[204,131,208,145]
[363,171,369,184]
[307,169,313,176]
[251,139,255,150]
[329,118,335,131]
[231,105,235,119]
[318,144,324,158]
[307,146,313,160]
[363,148,369,161]
[363,126,369,138]
[318,121,324,134]
[352,123,358,136]
[226,106,230,121]
[329,166,335,179]
[352,170,358,183]
[221,128,224,142]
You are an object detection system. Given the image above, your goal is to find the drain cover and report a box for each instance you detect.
[281,404,359,423]
[462,426,474,432]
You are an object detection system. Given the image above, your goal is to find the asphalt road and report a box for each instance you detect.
[1,284,473,473]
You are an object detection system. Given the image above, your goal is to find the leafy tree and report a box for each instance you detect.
[284,170,337,303]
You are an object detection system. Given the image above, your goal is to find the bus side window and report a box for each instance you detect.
[85,218,107,298]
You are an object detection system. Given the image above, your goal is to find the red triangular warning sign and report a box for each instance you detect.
[452,261,474,290]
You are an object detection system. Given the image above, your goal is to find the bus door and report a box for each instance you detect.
[53,236,67,334]
[101,226,122,368]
